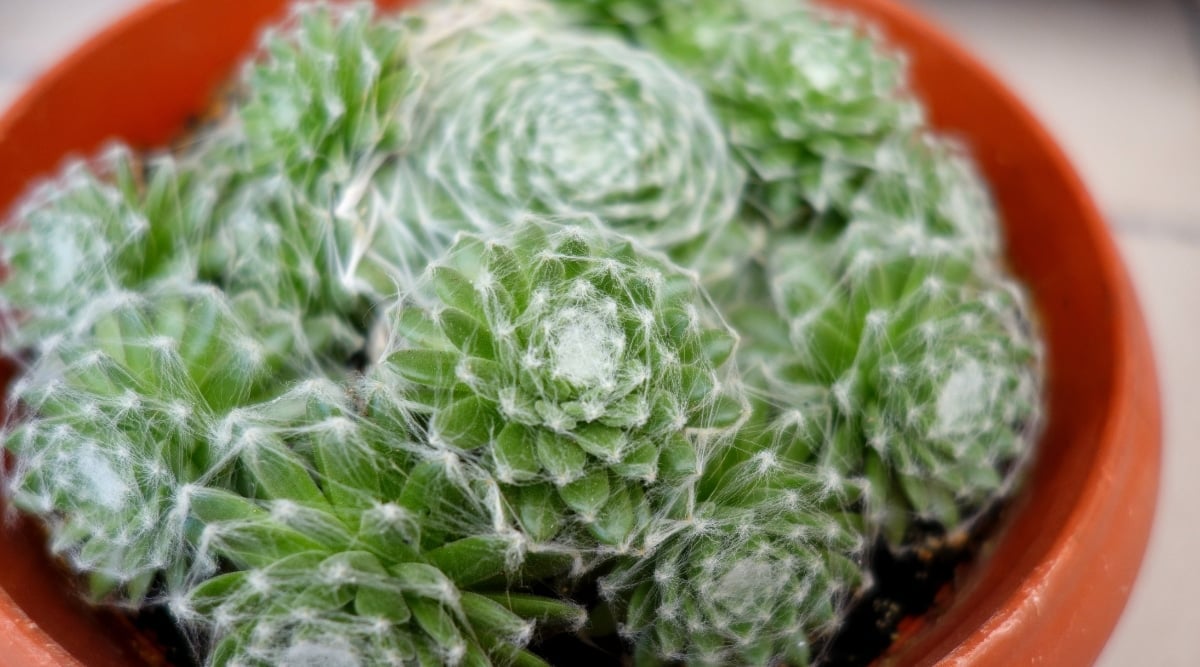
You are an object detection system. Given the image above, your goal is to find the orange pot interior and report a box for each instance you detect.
[0,1,1160,666]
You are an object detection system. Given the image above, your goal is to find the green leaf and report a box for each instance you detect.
[658,433,698,482]
[703,391,749,429]
[356,505,423,564]
[558,469,611,519]
[497,647,552,667]
[902,474,960,527]
[312,423,380,511]
[322,549,387,576]
[395,308,453,350]
[572,423,625,461]
[480,592,584,629]
[187,571,248,614]
[241,436,327,508]
[187,487,267,524]
[484,242,530,313]
[211,633,248,667]
[408,596,464,651]
[426,536,515,587]
[439,307,496,359]
[355,585,411,623]
[625,581,657,630]
[432,396,499,449]
[188,489,328,568]
[680,365,714,402]
[535,430,588,485]
[512,483,565,542]
[412,635,443,667]
[307,552,388,614]
[389,349,462,388]
[460,591,531,641]
[610,439,658,482]
[700,328,736,367]
[457,357,506,398]
[553,232,592,279]
[493,423,541,483]
[397,461,459,549]
[590,485,639,547]
[393,562,456,598]
[432,266,485,319]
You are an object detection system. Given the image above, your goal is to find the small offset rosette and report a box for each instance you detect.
[599,440,866,667]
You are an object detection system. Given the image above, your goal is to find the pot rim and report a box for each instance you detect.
[0,2,1161,666]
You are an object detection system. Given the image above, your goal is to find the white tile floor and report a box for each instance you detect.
[0,80,14,111]
[911,0,1200,229]
[1106,235,1200,667]
[0,0,145,87]
[2,1,1197,665]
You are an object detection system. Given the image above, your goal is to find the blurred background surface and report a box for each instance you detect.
[1,0,1196,664]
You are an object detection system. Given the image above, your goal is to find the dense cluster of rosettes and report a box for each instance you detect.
[0,1,1044,666]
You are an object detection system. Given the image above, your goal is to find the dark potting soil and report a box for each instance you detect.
[820,530,982,666]
[114,604,199,667]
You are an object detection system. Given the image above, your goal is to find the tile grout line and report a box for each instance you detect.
[1178,0,1200,71]
[1111,217,1200,247]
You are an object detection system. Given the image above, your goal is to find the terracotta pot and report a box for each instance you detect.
[0,0,1160,665]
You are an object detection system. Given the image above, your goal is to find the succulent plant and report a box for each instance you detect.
[406,19,745,256]
[2,282,300,603]
[558,0,921,229]
[181,380,584,666]
[0,1,1049,665]
[599,414,866,667]
[849,136,1002,260]
[0,147,218,352]
[373,218,748,553]
[750,219,1042,544]
[191,3,432,363]
[235,3,423,191]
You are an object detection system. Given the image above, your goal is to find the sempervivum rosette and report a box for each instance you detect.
[850,135,1002,260]
[372,218,748,553]
[0,147,218,352]
[567,0,921,228]
[756,221,1043,545]
[2,283,301,603]
[599,424,865,667]
[233,3,424,191]
[183,380,584,667]
[407,21,744,255]
[196,3,430,362]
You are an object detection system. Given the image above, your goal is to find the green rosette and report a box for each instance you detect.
[2,283,300,603]
[0,147,218,352]
[754,221,1043,544]
[195,2,430,361]
[407,21,744,255]
[375,218,748,552]
[182,380,584,667]
[559,0,921,228]
[600,419,866,667]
